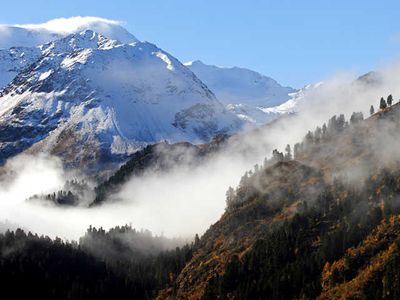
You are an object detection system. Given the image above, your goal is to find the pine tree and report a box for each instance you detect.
[337,114,346,131]
[350,112,363,124]
[254,164,259,173]
[322,123,327,140]
[285,144,292,160]
[263,157,268,168]
[272,149,284,162]
[370,105,375,115]
[380,97,387,110]
[293,143,301,160]
[226,186,236,208]
[194,234,200,247]
[305,131,314,145]
[314,126,322,142]
[387,94,393,106]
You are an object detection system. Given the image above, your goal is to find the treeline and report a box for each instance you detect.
[0,225,195,300]
[271,94,397,163]
[205,167,400,299]
[209,97,400,299]
[225,101,395,211]
[293,112,359,160]
[28,179,90,206]
[0,229,132,300]
[93,144,158,205]
[92,142,202,206]
[226,111,364,195]
[80,224,184,259]
[92,136,227,206]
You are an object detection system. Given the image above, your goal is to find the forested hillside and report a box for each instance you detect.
[92,134,228,206]
[159,96,400,299]
[3,97,400,299]
[0,226,195,299]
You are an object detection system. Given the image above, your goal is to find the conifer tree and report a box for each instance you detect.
[387,94,393,106]
[380,97,387,110]
[322,123,327,139]
[194,234,200,247]
[272,149,284,162]
[285,144,292,160]
[314,126,322,142]
[305,131,314,145]
[370,105,375,115]
[350,112,363,124]
[226,187,236,208]
[293,143,300,160]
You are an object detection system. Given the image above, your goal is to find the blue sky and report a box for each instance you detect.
[1,0,399,88]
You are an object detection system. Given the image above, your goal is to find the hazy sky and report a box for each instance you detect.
[1,0,400,88]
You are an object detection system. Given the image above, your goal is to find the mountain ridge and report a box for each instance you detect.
[157,100,400,299]
[185,60,304,125]
[0,30,242,174]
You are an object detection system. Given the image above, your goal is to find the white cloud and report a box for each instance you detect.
[0,16,137,49]
[14,16,122,34]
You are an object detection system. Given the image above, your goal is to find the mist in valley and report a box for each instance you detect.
[2,62,400,242]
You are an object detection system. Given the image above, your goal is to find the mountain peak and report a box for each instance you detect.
[0,17,138,49]
[36,29,120,59]
[0,33,242,172]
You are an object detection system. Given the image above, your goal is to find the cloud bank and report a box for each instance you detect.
[14,16,122,33]
[1,61,400,241]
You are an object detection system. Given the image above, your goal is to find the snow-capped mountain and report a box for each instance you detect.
[0,17,138,49]
[0,46,42,88]
[0,17,138,90]
[0,30,242,172]
[185,60,297,124]
[224,84,322,125]
[0,17,313,174]
[258,83,321,113]
[184,60,295,106]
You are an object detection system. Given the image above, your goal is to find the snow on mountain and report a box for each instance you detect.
[222,83,321,125]
[260,83,322,114]
[224,85,317,125]
[185,60,298,125]
[0,17,139,90]
[0,17,138,49]
[0,46,42,88]
[185,60,295,106]
[0,30,242,171]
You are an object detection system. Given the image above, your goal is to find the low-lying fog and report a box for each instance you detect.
[1,62,400,241]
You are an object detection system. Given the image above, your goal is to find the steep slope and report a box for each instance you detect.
[159,160,325,299]
[93,134,228,205]
[185,60,297,125]
[320,215,400,299]
[158,102,400,299]
[0,46,42,88]
[0,30,242,172]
